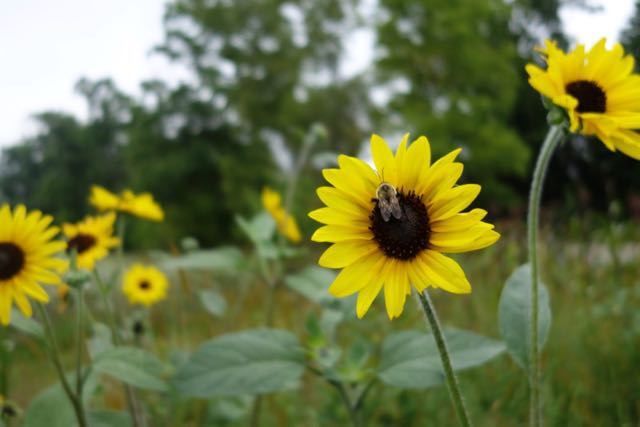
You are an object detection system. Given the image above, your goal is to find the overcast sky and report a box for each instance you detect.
[0,0,635,147]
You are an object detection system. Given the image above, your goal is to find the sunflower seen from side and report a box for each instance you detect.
[262,187,302,243]
[89,185,164,222]
[122,264,168,307]
[0,204,68,325]
[63,212,120,271]
[309,134,500,319]
[526,38,640,159]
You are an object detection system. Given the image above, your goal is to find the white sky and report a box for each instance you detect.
[0,0,636,147]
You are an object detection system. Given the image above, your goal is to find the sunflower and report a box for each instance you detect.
[122,264,168,307]
[309,134,500,319]
[262,187,302,243]
[0,204,67,325]
[63,213,119,271]
[89,185,164,222]
[526,38,640,159]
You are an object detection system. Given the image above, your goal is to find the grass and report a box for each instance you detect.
[4,217,640,426]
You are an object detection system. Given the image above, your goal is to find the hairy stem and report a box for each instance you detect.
[527,125,564,426]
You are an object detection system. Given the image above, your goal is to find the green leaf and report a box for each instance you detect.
[284,266,336,305]
[9,309,43,339]
[173,329,305,397]
[87,322,114,359]
[162,247,244,273]
[378,329,505,389]
[498,264,552,370]
[88,411,132,427]
[236,213,275,245]
[198,289,227,317]
[93,347,168,391]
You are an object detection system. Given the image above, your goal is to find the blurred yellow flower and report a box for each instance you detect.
[122,264,168,307]
[0,204,67,325]
[526,38,640,159]
[309,134,500,319]
[261,187,302,243]
[89,185,164,222]
[63,212,119,271]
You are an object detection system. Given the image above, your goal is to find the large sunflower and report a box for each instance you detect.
[261,187,302,243]
[526,38,640,159]
[89,185,164,222]
[122,264,169,307]
[0,204,67,325]
[63,212,120,271]
[309,134,500,319]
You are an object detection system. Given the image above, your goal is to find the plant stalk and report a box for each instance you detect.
[75,287,86,398]
[416,290,471,427]
[527,125,564,426]
[36,303,89,427]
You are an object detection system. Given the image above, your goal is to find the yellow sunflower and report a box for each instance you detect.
[63,212,119,271]
[526,38,640,159]
[261,187,302,243]
[0,204,67,325]
[89,185,164,222]
[122,264,168,307]
[309,134,500,319]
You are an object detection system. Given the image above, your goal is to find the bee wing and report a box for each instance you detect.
[390,197,403,219]
[378,198,393,222]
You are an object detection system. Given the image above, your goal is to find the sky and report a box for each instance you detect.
[0,0,636,147]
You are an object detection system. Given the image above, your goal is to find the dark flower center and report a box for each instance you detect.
[139,280,151,290]
[565,80,606,113]
[370,191,430,260]
[0,242,25,280]
[67,233,96,254]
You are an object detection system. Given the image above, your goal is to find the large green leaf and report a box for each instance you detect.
[284,266,336,305]
[9,308,43,339]
[378,329,505,389]
[88,410,132,427]
[93,347,168,392]
[498,264,552,370]
[162,247,244,273]
[173,329,305,397]
[236,213,275,245]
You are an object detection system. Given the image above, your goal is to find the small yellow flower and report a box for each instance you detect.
[310,134,500,319]
[63,213,120,271]
[261,187,302,243]
[0,204,68,325]
[89,185,164,222]
[122,264,168,307]
[526,38,640,159]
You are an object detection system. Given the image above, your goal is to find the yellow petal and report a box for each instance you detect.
[311,225,372,243]
[328,252,385,297]
[429,184,481,221]
[319,240,378,269]
[370,134,398,184]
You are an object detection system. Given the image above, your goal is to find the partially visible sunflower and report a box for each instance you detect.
[0,204,67,325]
[63,212,119,271]
[526,38,640,159]
[122,264,168,307]
[262,187,302,243]
[89,185,164,222]
[309,134,500,319]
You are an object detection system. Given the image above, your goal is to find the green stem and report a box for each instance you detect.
[75,287,85,398]
[36,303,89,427]
[0,327,9,399]
[527,125,564,426]
[416,291,471,427]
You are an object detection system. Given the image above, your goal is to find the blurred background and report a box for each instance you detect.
[2,0,640,247]
[2,1,640,425]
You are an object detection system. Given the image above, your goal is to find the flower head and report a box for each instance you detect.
[309,135,500,319]
[122,264,168,307]
[90,185,164,222]
[526,38,640,158]
[261,187,302,243]
[63,212,119,271]
[0,204,68,325]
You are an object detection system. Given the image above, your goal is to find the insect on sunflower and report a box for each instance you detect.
[526,38,640,159]
[310,134,500,319]
[0,204,68,325]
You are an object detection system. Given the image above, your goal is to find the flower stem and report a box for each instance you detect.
[416,290,471,427]
[36,303,89,427]
[75,287,85,398]
[527,125,564,426]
